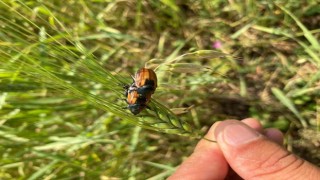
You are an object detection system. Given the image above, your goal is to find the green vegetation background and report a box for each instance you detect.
[0,0,319,179]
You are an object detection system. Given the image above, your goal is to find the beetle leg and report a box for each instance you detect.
[123,84,129,89]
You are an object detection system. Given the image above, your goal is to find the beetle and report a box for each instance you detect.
[125,89,150,115]
[129,68,157,97]
[123,67,157,115]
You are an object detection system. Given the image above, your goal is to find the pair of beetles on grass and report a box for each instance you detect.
[124,68,157,115]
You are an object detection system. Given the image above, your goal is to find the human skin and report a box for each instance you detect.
[168,118,320,180]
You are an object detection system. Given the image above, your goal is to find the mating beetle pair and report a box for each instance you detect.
[124,68,157,115]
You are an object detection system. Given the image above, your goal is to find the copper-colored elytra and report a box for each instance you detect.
[134,68,158,92]
[126,90,139,105]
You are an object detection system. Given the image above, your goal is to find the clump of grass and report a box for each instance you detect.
[0,0,206,138]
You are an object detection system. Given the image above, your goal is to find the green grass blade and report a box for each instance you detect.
[278,5,320,51]
[271,87,307,128]
[0,130,29,143]
[231,23,252,39]
[252,25,320,65]
[144,161,175,171]
[27,160,58,180]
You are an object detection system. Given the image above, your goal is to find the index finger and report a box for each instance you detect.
[168,124,228,180]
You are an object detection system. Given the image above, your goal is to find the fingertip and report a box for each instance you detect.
[241,118,263,132]
[194,121,221,152]
[241,118,284,145]
[169,121,229,180]
[168,148,228,180]
[210,120,313,180]
[215,121,261,146]
[203,121,221,141]
[170,135,228,180]
[264,128,284,145]
[213,120,247,142]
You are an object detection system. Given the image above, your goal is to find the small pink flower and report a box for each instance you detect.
[212,41,222,49]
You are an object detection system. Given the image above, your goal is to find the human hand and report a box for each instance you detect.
[169,118,320,180]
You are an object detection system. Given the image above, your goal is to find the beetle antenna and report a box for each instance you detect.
[130,75,135,81]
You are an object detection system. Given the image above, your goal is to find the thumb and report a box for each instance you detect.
[214,120,320,180]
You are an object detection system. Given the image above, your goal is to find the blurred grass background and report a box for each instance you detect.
[0,0,320,179]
